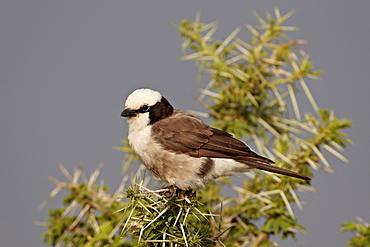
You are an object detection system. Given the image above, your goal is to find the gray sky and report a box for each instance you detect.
[1,1,369,246]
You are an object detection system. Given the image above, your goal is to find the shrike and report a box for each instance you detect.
[121,88,310,191]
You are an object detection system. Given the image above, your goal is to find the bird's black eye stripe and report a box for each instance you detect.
[137,104,150,113]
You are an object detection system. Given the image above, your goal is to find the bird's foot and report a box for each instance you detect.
[158,184,178,198]
[158,184,193,199]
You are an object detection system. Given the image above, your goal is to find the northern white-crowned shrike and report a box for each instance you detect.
[121,88,310,191]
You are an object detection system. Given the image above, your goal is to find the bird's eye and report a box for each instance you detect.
[141,105,150,112]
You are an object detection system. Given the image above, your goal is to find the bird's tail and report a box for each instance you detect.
[238,160,311,180]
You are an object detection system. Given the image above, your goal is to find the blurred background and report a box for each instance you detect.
[1,1,369,246]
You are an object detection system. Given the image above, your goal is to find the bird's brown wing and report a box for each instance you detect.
[152,110,310,180]
[152,110,270,161]
[199,128,310,180]
[151,110,213,153]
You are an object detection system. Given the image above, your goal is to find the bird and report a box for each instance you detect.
[121,88,310,192]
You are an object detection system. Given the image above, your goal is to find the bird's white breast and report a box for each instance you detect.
[127,113,152,156]
[126,113,207,189]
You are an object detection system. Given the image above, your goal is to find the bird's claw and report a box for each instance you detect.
[159,184,192,199]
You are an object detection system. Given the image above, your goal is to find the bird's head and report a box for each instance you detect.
[121,88,174,125]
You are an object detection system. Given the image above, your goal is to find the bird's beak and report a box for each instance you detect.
[121,108,137,117]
